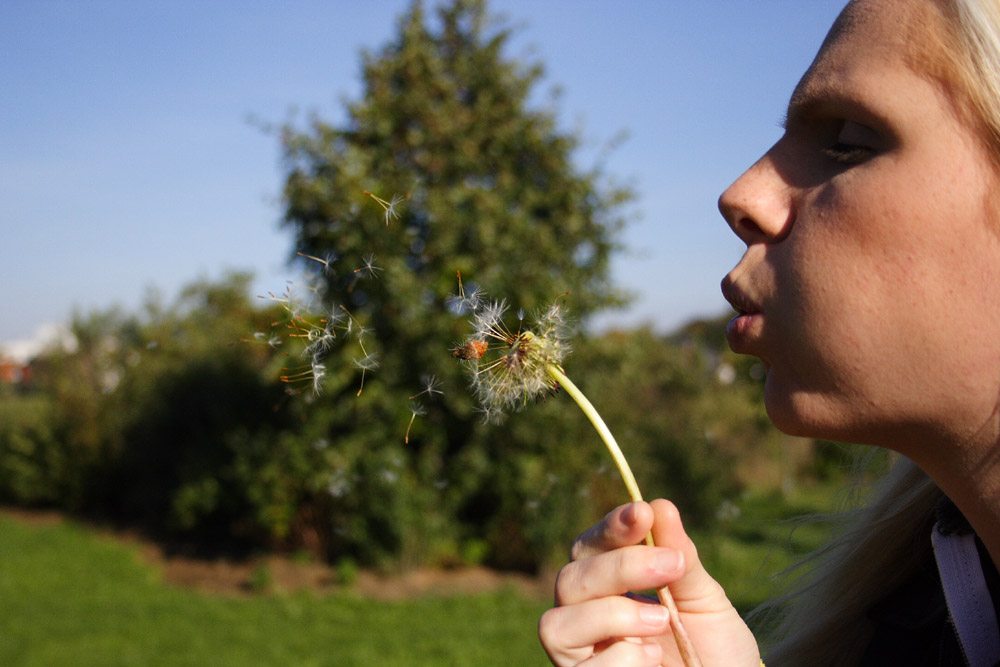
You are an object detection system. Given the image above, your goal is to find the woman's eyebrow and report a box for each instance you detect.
[784,77,830,126]
[784,76,879,128]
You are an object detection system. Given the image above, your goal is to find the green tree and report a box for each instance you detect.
[274,0,633,570]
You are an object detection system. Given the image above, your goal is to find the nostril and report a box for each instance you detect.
[732,215,770,246]
[719,191,768,245]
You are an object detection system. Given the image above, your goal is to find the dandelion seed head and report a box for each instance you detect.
[473,299,508,340]
[461,298,570,419]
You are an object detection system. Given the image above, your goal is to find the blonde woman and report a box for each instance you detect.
[539,0,1000,665]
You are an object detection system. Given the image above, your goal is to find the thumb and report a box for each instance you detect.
[649,498,730,611]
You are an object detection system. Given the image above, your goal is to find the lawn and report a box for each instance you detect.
[693,485,837,614]
[0,514,552,666]
[0,483,837,665]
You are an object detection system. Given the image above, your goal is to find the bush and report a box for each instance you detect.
[0,393,71,506]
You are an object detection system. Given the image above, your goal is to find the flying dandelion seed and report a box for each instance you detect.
[353,253,382,280]
[352,352,379,396]
[247,331,283,349]
[409,375,443,399]
[259,269,378,397]
[445,270,485,315]
[403,375,444,443]
[363,190,404,225]
[404,401,427,444]
[296,251,337,276]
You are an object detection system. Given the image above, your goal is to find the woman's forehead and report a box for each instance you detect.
[792,0,953,110]
[790,3,910,110]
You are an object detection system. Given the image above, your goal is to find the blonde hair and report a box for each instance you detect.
[759,1,1000,664]
[758,458,940,665]
[951,0,1000,155]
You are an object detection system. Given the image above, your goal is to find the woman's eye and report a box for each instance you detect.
[822,142,875,164]
[821,120,878,165]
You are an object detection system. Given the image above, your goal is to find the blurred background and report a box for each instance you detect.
[1,0,846,355]
[0,1,870,665]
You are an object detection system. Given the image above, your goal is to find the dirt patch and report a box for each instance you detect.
[354,566,552,601]
[148,548,554,600]
[1,507,555,600]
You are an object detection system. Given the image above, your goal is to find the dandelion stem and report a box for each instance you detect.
[545,364,641,503]
[545,364,704,667]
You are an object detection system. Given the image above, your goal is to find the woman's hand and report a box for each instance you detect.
[538,499,760,666]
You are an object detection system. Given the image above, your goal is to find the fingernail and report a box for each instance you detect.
[621,502,637,526]
[653,549,683,574]
[639,604,669,625]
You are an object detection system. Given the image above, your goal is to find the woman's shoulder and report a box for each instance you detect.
[858,497,1000,667]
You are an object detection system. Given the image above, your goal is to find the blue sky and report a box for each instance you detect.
[0,1,847,354]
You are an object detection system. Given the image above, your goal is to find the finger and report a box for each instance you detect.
[539,597,669,666]
[649,498,728,608]
[555,544,684,606]
[571,502,653,562]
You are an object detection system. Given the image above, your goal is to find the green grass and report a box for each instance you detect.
[0,482,841,665]
[0,515,552,666]
[693,484,839,614]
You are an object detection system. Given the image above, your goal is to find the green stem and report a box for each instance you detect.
[545,364,643,504]
[546,363,705,667]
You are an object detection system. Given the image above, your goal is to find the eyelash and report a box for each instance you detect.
[822,141,875,165]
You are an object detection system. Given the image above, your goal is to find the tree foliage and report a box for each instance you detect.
[280,0,629,317]
[272,0,633,569]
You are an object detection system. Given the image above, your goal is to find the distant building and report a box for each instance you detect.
[0,356,31,386]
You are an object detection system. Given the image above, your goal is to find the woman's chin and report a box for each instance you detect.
[762,377,845,440]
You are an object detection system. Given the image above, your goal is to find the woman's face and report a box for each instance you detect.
[719,0,1000,451]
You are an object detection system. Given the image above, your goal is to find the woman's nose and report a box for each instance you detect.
[718,153,795,245]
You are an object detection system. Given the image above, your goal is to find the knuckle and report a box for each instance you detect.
[611,546,636,579]
[601,595,635,627]
[570,522,605,561]
[553,562,582,606]
[537,608,566,654]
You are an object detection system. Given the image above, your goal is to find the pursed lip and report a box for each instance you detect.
[720,274,763,352]
[720,274,761,317]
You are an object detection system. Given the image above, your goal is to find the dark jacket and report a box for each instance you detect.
[858,500,1000,667]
